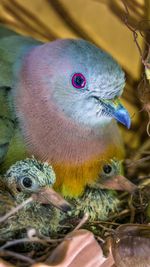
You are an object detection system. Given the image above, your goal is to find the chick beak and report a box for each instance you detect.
[99,175,137,193]
[100,97,131,129]
[32,187,71,212]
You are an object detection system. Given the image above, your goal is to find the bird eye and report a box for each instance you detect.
[72,73,86,89]
[22,177,33,188]
[102,164,112,174]
[18,176,39,192]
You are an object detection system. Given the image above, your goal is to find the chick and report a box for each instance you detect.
[0,157,70,241]
[92,158,137,192]
[66,159,136,221]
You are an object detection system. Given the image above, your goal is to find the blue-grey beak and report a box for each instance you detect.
[113,103,131,129]
[100,98,131,129]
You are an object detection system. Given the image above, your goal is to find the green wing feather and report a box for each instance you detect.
[0,25,41,87]
[0,25,41,170]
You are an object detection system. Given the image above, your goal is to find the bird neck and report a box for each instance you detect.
[68,187,119,220]
[15,93,117,164]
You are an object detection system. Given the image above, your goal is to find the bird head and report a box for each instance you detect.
[4,157,71,212]
[24,39,130,128]
[93,158,137,192]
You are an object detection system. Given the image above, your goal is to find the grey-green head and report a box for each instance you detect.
[94,158,137,192]
[17,38,130,128]
[4,157,71,212]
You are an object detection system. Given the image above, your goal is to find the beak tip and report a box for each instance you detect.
[124,116,131,129]
[114,108,131,129]
[61,203,72,213]
[100,175,137,193]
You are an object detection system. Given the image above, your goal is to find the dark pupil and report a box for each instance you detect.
[103,164,112,174]
[22,177,32,188]
[75,76,83,86]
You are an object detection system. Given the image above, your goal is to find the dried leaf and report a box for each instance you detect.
[111,224,150,267]
[32,229,115,267]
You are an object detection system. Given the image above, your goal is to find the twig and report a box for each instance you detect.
[37,234,63,243]
[0,197,33,224]
[121,0,150,68]
[92,221,120,226]
[0,237,49,250]
[1,0,57,40]
[121,0,130,14]
[146,113,150,136]
[128,195,136,223]
[132,139,150,161]
[108,209,130,220]
[96,235,105,243]
[127,155,150,167]
[92,223,115,233]
[73,213,89,231]
[0,250,35,264]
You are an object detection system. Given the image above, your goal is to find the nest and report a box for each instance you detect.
[0,0,150,266]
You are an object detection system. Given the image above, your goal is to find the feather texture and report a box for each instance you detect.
[0,30,128,196]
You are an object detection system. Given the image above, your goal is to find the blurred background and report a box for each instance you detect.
[0,2,150,266]
[0,0,149,163]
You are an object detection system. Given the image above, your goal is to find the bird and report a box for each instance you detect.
[0,157,136,242]
[0,157,70,240]
[90,158,137,192]
[65,158,137,221]
[0,25,131,198]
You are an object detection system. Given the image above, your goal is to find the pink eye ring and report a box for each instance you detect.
[72,73,86,89]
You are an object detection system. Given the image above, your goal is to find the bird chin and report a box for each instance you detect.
[85,116,112,128]
[74,114,112,128]
[97,115,112,126]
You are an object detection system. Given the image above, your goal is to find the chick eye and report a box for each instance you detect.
[72,73,86,89]
[22,177,33,188]
[102,164,112,174]
[18,176,39,192]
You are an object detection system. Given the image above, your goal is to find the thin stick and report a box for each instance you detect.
[0,237,49,250]
[121,0,147,63]
[132,139,150,161]
[91,221,120,226]
[108,209,130,220]
[38,234,63,243]
[1,0,57,40]
[0,250,34,264]
[0,197,33,224]
[128,195,135,223]
[73,213,89,231]
[92,224,115,233]
[127,155,150,167]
